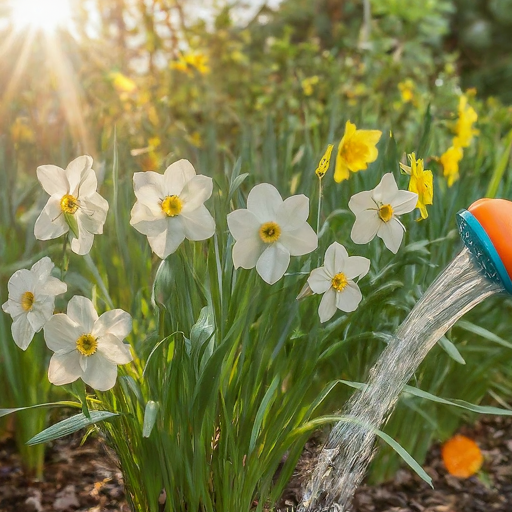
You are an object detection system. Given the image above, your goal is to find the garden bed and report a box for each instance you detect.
[1,416,511,512]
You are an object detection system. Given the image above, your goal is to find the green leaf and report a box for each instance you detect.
[27,411,119,445]
[485,128,512,198]
[0,401,81,418]
[339,379,512,416]
[249,375,280,453]
[437,336,466,364]
[457,320,512,349]
[374,429,433,487]
[404,385,512,416]
[143,401,160,438]
[417,103,432,158]
[190,306,215,347]
[228,173,249,201]
[191,339,232,419]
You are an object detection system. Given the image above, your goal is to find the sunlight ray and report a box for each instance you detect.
[0,30,35,118]
[45,36,94,154]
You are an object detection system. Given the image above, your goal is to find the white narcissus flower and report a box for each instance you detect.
[349,173,418,254]
[1,257,67,350]
[308,243,370,323]
[34,155,109,255]
[130,159,215,259]
[227,183,318,285]
[43,296,133,391]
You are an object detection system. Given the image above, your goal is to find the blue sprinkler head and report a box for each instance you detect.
[457,198,512,294]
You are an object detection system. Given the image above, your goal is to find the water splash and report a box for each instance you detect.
[301,248,504,511]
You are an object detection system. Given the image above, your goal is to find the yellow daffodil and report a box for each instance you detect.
[139,151,160,172]
[109,72,137,101]
[440,145,463,187]
[110,72,137,93]
[148,136,161,149]
[453,95,478,148]
[398,79,415,104]
[188,131,203,148]
[171,53,210,76]
[302,76,319,96]
[315,144,334,179]
[400,153,433,220]
[334,121,382,183]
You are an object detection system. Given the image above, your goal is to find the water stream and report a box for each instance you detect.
[301,247,504,511]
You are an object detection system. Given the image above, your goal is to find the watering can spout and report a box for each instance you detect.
[457,198,512,294]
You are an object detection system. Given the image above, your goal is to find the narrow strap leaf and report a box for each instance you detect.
[27,411,119,446]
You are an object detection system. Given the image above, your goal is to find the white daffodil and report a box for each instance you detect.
[130,159,215,259]
[308,243,370,323]
[349,173,417,254]
[227,183,318,285]
[2,257,67,350]
[34,155,109,255]
[43,296,132,391]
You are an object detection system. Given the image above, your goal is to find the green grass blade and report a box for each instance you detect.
[27,411,119,445]
[485,129,512,198]
[0,401,81,418]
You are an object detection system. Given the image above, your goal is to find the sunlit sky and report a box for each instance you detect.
[7,0,282,36]
[10,0,73,33]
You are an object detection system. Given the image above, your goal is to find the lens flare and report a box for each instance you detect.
[11,0,73,33]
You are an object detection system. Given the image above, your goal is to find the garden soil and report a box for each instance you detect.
[1,416,512,512]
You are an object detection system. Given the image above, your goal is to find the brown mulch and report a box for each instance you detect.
[280,416,512,512]
[0,433,128,512]
[1,416,512,511]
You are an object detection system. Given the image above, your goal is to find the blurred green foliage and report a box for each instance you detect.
[452,0,512,103]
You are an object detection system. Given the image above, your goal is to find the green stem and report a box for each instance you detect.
[61,236,69,279]
[84,254,114,309]
[316,177,323,235]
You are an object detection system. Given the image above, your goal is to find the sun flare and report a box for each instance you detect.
[11,0,73,33]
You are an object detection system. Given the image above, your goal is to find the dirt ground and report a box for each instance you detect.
[1,416,512,512]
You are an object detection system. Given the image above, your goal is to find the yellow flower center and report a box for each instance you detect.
[378,204,394,223]
[331,272,348,292]
[21,291,35,311]
[161,195,183,217]
[259,221,281,244]
[76,333,98,357]
[60,194,79,214]
[341,140,369,164]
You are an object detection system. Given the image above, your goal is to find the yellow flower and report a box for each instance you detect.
[109,72,137,102]
[148,136,161,149]
[440,145,463,187]
[398,79,415,104]
[400,153,433,220]
[171,53,210,76]
[188,131,202,148]
[170,60,188,74]
[453,95,478,148]
[334,121,382,183]
[302,76,319,96]
[315,144,334,179]
[139,152,159,172]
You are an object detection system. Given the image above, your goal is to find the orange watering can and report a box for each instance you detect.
[457,198,512,294]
